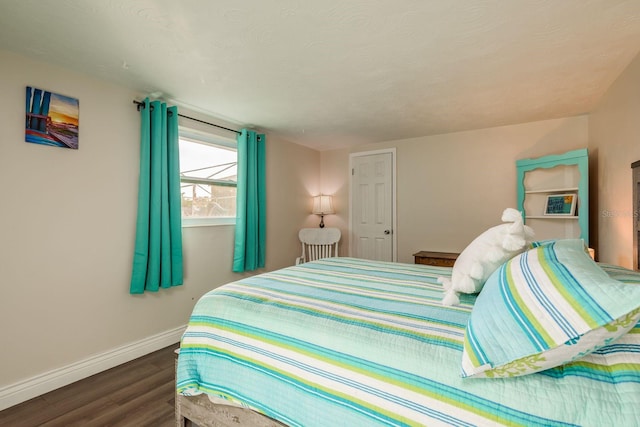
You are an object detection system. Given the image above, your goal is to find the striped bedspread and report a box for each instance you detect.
[176,258,640,427]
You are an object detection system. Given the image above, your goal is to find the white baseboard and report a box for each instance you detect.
[0,325,186,411]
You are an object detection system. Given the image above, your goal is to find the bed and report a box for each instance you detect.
[176,251,640,426]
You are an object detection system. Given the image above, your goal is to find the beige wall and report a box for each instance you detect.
[321,117,589,264]
[319,149,351,255]
[589,52,640,268]
[0,50,319,391]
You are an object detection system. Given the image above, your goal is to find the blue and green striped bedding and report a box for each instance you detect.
[177,257,640,426]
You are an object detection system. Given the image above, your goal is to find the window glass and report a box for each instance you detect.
[179,129,237,226]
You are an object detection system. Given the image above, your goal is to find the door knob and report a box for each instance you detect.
[384,230,391,235]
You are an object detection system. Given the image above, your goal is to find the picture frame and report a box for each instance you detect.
[25,86,79,149]
[544,193,577,216]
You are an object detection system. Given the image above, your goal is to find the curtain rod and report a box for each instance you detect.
[133,100,241,135]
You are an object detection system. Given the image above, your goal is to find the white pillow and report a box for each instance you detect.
[438,208,534,306]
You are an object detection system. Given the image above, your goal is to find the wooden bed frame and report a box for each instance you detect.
[175,350,287,427]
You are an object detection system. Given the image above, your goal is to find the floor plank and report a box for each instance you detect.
[0,343,179,427]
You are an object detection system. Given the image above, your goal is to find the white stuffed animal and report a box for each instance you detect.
[439,208,534,306]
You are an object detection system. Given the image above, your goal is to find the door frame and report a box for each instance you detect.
[348,148,397,262]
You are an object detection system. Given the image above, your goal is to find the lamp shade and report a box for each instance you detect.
[312,195,334,215]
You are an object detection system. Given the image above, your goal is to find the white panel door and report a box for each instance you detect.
[351,152,394,261]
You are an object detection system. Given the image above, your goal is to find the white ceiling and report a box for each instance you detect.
[2,0,640,150]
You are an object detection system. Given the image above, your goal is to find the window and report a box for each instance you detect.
[179,128,237,226]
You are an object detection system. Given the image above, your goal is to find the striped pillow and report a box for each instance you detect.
[461,239,640,378]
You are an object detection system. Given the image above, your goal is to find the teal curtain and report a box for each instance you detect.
[233,129,266,272]
[130,98,184,293]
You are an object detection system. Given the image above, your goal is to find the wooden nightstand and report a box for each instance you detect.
[413,251,459,267]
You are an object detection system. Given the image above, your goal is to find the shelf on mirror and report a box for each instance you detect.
[525,187,579,194]
[526,215,579,219]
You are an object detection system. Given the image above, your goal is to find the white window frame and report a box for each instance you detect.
[179,127,238,227]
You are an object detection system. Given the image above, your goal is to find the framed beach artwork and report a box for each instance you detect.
[25,86,79,149]
[544,193,577,216]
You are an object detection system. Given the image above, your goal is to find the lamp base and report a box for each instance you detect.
[319,215,325,228]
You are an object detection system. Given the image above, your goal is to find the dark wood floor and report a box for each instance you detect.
[0,343,180,427]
